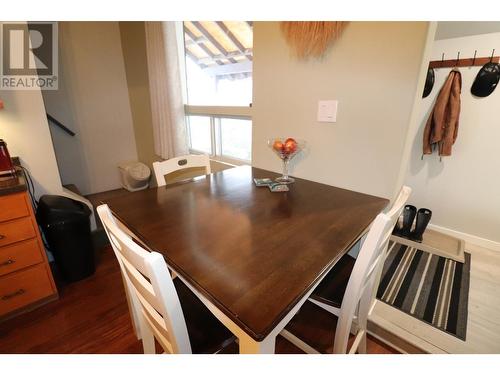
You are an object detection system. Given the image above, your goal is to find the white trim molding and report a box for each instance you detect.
[428,224,500,253]
[185,105,252,118]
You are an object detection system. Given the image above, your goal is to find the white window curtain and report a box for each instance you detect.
[145,22,188,159]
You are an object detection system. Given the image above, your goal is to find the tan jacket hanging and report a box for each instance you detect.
[423,69,462,156]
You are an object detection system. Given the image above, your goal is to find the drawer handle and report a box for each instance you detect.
[1,288,25,301]
[0,234,5,240]
[0,259,15,267]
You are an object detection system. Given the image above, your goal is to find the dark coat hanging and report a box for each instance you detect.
[423,70,462,156]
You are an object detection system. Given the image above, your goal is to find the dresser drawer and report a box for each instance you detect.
[0,264,54,316]
[0,193,30,223]
[0,217,36,248]
[0,239,44,277]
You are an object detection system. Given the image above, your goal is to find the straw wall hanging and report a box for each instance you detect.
[280,21,348,59]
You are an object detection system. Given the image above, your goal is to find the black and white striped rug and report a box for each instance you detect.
[376,242,470,341]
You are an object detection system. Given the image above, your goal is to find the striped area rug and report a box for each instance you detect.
[376,242,471,340]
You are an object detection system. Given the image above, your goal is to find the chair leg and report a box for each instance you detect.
[354,283,371,354]
[140,317,156,354]
[357,332,367,354]
[123,279,142,340]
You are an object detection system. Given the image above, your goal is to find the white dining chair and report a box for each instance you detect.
[280,186,411,354]
[101,216,149,341]
[153,154,211,187]
[97,204,235,354]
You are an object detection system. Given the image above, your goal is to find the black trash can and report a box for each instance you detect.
[36,195,94,282]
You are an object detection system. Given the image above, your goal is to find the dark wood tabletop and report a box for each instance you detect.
[104,166,388,341]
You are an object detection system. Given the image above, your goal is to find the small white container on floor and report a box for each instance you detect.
[118,162,151,192]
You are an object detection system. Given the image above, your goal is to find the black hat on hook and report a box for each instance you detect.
[471,49,500,97]
[422,67,435,98]
[423,52,445,98]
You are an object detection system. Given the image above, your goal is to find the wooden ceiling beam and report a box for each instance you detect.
[185,35,209,46]
[191,21,238,64]
[214,21,252,61]
[184,25,224,66]
[196,50,252,65]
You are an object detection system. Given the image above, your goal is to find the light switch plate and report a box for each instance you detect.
[317,100,338,123]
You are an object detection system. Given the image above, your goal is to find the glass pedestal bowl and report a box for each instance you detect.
[267,138,305,184]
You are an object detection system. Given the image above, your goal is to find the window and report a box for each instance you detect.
[219,118,252,161]
[185,55,252,107]
[187,116,212,154]
[187,116,252,162]
[182,21,253,164]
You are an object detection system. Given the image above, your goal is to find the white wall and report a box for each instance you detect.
[436,22,500,40]
[405,32,500,243]
[43,22,138,195]
[0,22,61,198]
[252,22,430,199]
[0,88,63,198]
[119,22,161,170]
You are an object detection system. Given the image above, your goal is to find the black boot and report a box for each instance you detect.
[410,208,432,243]
[393,204,417,238]
[392,220,403,236]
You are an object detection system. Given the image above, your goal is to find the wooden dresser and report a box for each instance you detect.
[0,170,57,321]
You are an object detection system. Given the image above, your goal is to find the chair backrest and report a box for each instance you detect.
[97,204,192,354]
[333,185,411,353]
[153,154,211,187]
[386,185,412,219]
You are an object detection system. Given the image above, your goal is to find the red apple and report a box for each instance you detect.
[272,140,284,152]
[284,138,298,154]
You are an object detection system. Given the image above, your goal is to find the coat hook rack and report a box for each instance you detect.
[430,51,500,69]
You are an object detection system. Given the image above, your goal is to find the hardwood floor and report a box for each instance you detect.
[0,246,396,354]
[0,247,140,354]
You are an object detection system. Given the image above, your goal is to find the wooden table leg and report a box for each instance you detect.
[239,334,276,354]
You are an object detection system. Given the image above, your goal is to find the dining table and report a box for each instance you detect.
[103,165,389,353]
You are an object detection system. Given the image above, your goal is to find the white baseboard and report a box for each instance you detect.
[428,224,500,253]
